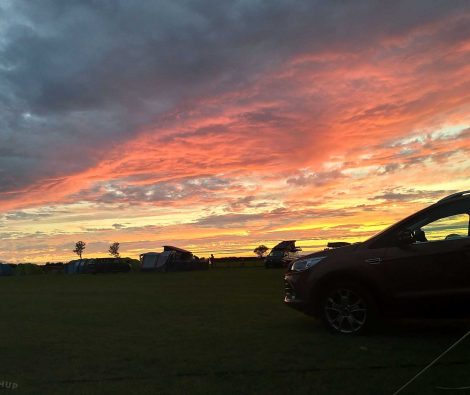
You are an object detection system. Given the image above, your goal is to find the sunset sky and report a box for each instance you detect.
[1,1,470,263]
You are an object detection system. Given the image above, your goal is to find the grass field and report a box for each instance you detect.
[1,268,469,394]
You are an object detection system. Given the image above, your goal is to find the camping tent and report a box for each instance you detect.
[0,264,13,276]
[140,246,208,272]
[65,259,90,274]
[65,258,131,274]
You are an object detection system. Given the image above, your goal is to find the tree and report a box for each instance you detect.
[73,241,86,259]
[254,245,269,258]
[109,242,120,258]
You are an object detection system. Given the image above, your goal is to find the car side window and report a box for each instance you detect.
[419,213,470,242]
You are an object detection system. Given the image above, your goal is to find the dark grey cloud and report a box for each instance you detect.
[84,227,114,232]
[226,195,273,211]
[71,176,229,204]
[1,207,69,221]
[0,0,467,195]
[369,188,454,202]
[3,211,52,221]
[195,205,355,228]
[286,170,345,187]
[241,107,295,128]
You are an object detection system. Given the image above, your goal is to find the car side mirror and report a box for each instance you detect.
[397,229,414,245]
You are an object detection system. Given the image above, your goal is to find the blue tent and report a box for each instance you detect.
[0,264,13,276]
[65,260,81,274]
[65,259,91,274]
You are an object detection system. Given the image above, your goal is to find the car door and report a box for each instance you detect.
[381,205,470,308]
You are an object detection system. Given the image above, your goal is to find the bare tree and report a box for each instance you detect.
[73,241,86,259]
[253,245,269,258]
[109,242,120,258]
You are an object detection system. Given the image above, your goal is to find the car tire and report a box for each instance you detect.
[320,281,378,335]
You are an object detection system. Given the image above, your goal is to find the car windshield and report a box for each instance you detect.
[269,250,284,257]
[363,206,429,244]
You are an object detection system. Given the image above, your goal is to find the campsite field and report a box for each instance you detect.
[1,268,469,395]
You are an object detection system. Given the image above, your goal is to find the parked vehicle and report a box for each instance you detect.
[140,246,208,272]
[265,240,302,268]
[284,190,470,334]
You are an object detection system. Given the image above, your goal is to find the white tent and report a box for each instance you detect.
[140,251,173,271]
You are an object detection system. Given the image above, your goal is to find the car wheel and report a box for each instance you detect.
[320,282,377,335]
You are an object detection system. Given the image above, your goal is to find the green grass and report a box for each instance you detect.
[1,268,469,394]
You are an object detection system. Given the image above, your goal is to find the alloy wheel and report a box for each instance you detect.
[324,288,367,334]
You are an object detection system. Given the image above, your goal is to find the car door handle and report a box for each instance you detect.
[365,258,382,264]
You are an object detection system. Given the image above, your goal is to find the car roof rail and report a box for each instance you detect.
[438,190,470,203]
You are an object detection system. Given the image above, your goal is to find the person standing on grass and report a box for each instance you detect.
[209,254,215,269]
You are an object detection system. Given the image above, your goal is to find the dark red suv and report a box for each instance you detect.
[284,191,470,334]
